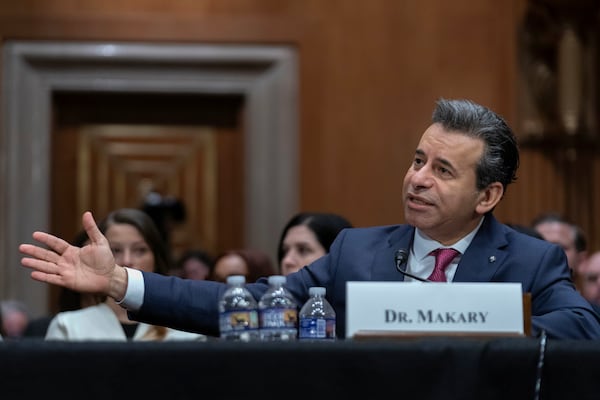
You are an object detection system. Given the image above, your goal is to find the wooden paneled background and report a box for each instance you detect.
[1,0,599,314]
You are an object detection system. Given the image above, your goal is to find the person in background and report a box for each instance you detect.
[19,98,600,340]
[277,212,353,275]
[43,208,205,341]
[531,212,588,291]
[0,299,31,340]
[579,251,600,315]
[24,287,102,338]
[172,249,215,280]
[211,248,276,283]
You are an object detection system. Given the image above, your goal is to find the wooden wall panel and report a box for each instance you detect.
[4,1,598,268]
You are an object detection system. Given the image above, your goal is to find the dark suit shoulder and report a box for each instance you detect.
[343,224,405,235]
[338,224,407,242]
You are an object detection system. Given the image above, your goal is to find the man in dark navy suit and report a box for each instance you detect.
[20,98,600,340]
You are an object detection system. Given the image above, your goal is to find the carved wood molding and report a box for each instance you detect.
[518,0,600,147]
[0,41,298,315]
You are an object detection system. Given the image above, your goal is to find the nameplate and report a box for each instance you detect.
[346,281,524,338]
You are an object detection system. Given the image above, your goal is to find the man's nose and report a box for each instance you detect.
[411,166,433,186]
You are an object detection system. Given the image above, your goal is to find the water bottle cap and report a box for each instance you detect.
[308,286,326,296]
[226,275,246,285]
[267,275,286,285]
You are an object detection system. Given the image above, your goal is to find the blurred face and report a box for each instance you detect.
[535,222,584,271]
[581,254,600,305]
[403,124,498,245]
[105,223,155,273]
[2,310,28,338]
[183,258,211,281]
[213,254,248,283]
[280,225,327,276]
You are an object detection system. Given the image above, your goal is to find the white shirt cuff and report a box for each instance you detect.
[115,267,144,311]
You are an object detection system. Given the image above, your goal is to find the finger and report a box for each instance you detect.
[21,255,59,275]
[31,270,67,287]
[82,211,106,245]
[19,243,62,264]
[21,257,62,282]
[30,231,71,255]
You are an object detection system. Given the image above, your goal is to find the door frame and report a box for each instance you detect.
[1,41,298,316]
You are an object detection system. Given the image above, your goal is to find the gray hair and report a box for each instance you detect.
[432,98,519,195]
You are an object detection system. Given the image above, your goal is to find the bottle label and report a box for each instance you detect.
[298,317,336,339]
[260,307,298,329]
[219,310,259,333]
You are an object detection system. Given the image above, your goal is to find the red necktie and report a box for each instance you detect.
[428,248,459,282]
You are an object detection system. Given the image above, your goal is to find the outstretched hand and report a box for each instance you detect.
[19,211,123,298]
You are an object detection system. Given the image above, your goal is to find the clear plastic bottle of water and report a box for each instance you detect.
[218,275,260,342]
[258,275,299,341]
[298,286,336,341]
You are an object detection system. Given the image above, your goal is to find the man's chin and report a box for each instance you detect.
[404,210,432,228]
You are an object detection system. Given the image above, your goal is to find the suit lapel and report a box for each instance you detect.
[454,214,509,282]
[367,216,508,283]
[371,225,415,281]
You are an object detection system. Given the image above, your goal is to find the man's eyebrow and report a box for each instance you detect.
[438,157,454,170]
[413,149,455,171]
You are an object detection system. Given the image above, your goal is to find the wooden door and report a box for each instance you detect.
[49,92,244,313]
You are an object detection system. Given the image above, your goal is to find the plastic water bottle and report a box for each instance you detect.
[218,275,260,342]
[298,287,336,341]
[258,275,299,341]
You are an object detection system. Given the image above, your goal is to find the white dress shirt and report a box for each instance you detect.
[404,217,484,282]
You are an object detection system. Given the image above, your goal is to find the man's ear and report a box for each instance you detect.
[475,182,504,214]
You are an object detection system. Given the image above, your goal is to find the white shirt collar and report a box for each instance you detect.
[413,216,485,260]
[405,216,485,282]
